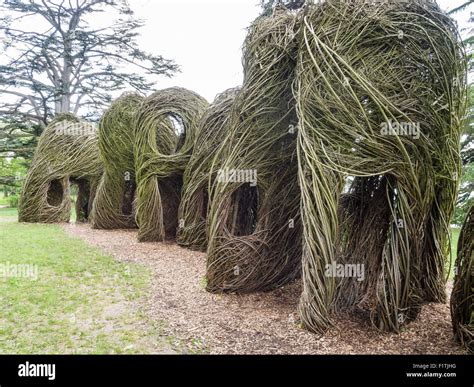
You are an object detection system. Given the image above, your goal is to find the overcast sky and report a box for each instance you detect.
[127,0,261,102]
[124,0,472,103]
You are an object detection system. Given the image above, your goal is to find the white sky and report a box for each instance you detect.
[127,0,261,102]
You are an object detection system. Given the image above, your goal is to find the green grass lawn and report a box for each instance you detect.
[0,207,171,354]
[0,207,18,217]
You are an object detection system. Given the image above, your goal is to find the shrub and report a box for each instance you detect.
[8,195,19,208]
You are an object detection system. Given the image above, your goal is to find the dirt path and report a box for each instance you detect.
[62,223,465,354]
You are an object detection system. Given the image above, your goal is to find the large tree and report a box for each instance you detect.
[0,0,178,158]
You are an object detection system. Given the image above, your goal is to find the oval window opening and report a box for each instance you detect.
[46,179,64,207]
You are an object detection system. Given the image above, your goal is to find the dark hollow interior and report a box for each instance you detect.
[121,180,136,216]
[46,179,64,207]
[159,174,183,239]
[227,185,259,236]
[71,178,91,222]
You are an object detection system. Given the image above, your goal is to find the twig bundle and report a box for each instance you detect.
[90,93,144,229]
[451,206,473,353]
[133,87,208,242]
[296,0,466,333]
[205,7,302,293]
[177,87,240,251]
[19,114,103,223]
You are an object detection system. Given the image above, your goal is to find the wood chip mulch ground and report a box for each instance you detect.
[62,223,466,354]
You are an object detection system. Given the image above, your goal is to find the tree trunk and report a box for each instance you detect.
[57,35,73,114]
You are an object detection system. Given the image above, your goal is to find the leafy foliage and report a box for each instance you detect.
[0,0,178,158]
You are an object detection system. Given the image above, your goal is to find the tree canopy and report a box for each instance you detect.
[0,0,178,159]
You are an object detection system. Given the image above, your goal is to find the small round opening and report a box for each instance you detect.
[169,114,186,152]
[155,114,186,155]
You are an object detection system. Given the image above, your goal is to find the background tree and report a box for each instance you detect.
[449,1,474,224]
[0,0,178,160]
[0,156,27,201]
[260,0,305,16]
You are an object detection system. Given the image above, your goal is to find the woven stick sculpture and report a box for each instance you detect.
[177,87,240,251]
[451,206,473,353]
[205,7,302,293]
[134,87,208,242]
[90,93,144,229]
[19,114,103,223]
[296,0,466,333]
